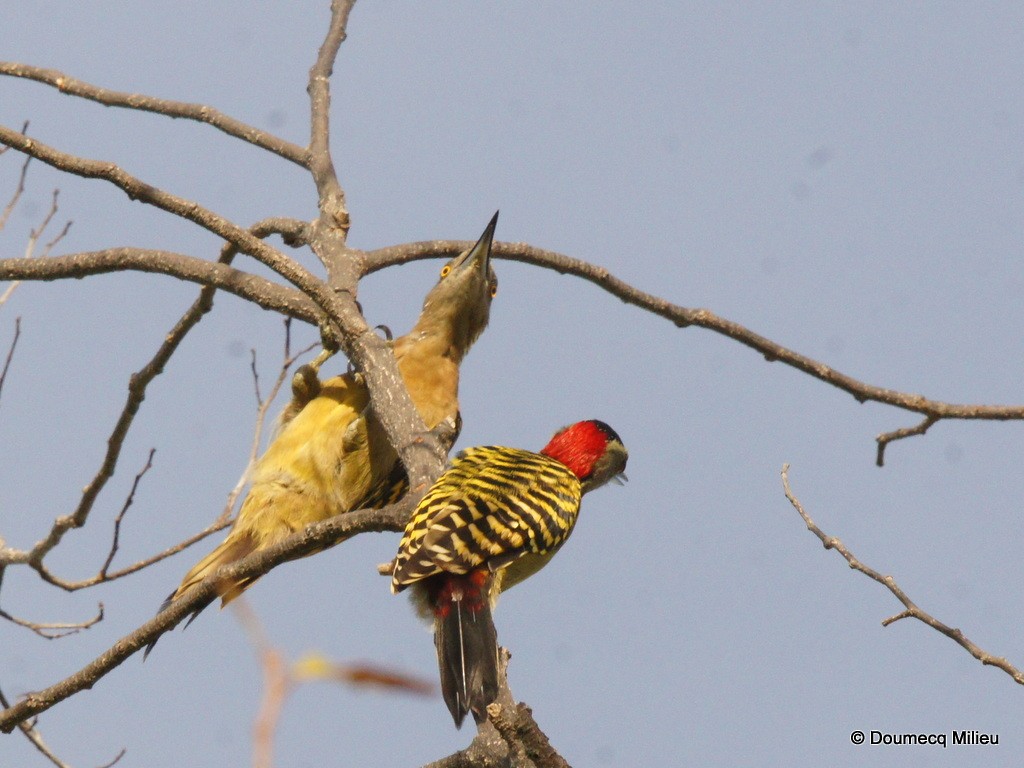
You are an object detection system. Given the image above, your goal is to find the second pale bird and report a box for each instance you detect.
[155,214,499,629]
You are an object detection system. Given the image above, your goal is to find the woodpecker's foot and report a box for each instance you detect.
[376,558,397,576]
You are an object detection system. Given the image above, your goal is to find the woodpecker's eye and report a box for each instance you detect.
[489,282,498,298]
[440,264,452,279]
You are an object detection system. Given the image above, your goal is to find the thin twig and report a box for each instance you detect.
[0,598,104,640]
[0,140,31,232]
[0,316,20,405]
[875,415,938,467]
[24,188,60,256]
[47,519,235,590]
[1,160,69,306]
[40,219,72,256]
[95,748,126,768]
[0,565,104,640]
[0,62,308,168]
[250,349,264,406]
[781,463,1024,686]
[223,319,313,524]
[98,449,156,578]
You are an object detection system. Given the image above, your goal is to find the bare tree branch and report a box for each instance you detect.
[0,248,319,323]
[98,450,156,579]
[0,564,104,638]
[0,124,327,297]
[486,703,528,765]
[0,605,104,640]
[11,226,1017,472]
[0,499,416,734]
[233,599,290,768]
[307,0,354,240]
[516,704,571,768]
[368,238,1024,461]
[24,189,61,255]
[298,0,452,498]
[781,463,1024,686]
[49,520,234,591]
[421,646,575,768]
[0,62,309,168]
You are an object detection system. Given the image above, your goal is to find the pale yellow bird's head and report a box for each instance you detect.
[416,212,499,362]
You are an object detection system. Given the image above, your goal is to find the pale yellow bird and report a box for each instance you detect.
[153,214,498,633]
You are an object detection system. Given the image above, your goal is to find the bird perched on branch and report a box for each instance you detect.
[154,213,499,634]
[391,420,628,727]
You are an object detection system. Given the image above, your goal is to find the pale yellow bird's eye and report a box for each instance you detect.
[440,264,452,278]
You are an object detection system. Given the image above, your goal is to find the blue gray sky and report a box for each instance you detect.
[2,3,1023,766]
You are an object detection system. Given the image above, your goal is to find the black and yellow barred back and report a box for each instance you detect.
[391,445,584,592]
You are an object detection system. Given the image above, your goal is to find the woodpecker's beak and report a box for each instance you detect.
[611,473,628,486]
[452,210,498,276]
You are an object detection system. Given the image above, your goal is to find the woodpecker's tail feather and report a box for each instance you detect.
[433,574,499,727]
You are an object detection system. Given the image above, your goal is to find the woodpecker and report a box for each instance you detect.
[153,214,499,634]
[391,420,628,727]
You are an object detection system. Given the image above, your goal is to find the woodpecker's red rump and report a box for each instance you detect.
[540,419,622,480]
[429,570,490,619]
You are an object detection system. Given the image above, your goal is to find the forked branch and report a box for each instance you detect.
[782,464,1024,686]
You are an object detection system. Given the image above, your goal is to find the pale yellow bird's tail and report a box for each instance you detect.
[144,534,258,658]
[169,532,259,609]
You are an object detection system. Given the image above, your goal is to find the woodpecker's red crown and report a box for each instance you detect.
[540,419,628,493]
